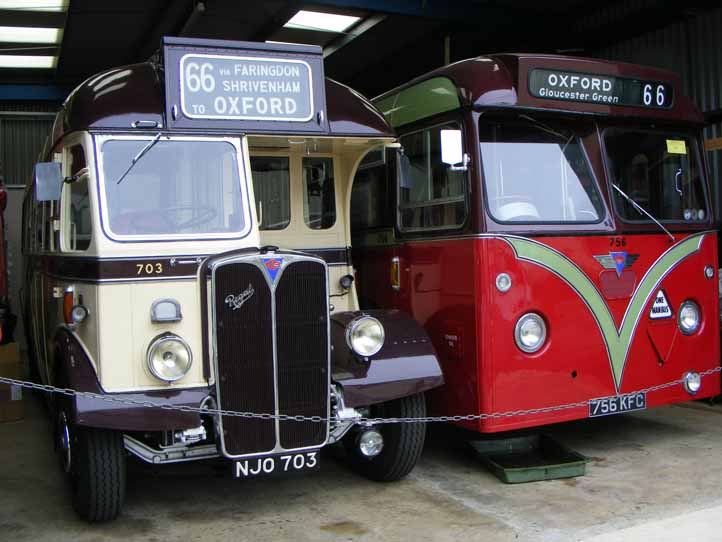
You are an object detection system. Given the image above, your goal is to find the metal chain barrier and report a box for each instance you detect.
[1,367,720,425]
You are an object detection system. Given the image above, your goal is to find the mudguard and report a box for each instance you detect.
[53,329,208,431]
[330,309,444,407]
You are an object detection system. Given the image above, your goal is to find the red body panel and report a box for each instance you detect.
[356,232,720,432]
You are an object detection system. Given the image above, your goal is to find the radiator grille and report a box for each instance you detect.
[275,261,329,449]
[214,263,276,456]
[211,254,329,458]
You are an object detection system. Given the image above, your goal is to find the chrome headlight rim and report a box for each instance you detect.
[146,333,193,383]
[514,312,547,354]
[345,315,385,358]
[677,300,701,335]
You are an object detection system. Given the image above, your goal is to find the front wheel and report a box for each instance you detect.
[345,393,426,482]
[70,427,126,522]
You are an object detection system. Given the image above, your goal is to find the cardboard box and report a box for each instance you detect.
[0,342,24,422]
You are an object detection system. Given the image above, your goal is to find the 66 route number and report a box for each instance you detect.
[643,83,666,107]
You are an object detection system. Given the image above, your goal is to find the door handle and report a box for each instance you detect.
[391,256,401,291]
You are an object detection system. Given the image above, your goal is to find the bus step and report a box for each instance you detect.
[469,434,587,484]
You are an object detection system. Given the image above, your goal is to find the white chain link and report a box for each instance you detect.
[1,367,720,425]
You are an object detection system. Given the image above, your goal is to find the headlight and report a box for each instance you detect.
[147,334,192,382]
[346,316,385,357]
[514,313,547,353]
[677,300,700,335]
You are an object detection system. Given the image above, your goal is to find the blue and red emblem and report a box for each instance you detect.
[262,258,283,282]
[593,251,639,278]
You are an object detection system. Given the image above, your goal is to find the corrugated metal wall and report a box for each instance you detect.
[594,7,722,219]
[0,102,58,344]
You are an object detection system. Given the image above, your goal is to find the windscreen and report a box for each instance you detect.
[99,137,246,239]
[480,118,605,223]
[604,130,708,223]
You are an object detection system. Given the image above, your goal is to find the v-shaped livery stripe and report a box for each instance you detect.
[506,233,706,391]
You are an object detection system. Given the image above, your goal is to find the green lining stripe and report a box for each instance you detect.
[375,77,461,128]
[507,234,704,390]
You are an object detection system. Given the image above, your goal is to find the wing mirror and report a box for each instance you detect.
[34,162,63,201]
[440,129,470,171]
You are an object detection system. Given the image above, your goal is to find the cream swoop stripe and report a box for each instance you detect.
[505,233,706,391]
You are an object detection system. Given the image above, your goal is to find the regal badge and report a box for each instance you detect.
[593,251,639,277]
[263,258,283,282]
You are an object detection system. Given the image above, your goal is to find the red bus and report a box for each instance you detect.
[351,54,720,432]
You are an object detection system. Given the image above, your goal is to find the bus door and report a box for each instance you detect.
[393,122,475,392]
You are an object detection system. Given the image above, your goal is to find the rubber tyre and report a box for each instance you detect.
[346,392,426,482]
[71,428,126,522]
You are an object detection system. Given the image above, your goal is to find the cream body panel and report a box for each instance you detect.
[96,279,205,392]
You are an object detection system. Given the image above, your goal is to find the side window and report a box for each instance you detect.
[67,176,92,251]
[250,156,290,230]
[303,157,336,229]
[351,148,391,230]
[65,145,92,251]
[398,123,467,231]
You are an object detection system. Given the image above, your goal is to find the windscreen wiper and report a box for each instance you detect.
[611,183,675,243]
[115,132,162,185]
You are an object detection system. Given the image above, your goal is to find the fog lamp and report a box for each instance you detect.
[677,300,700,335]
[514,313,547,353]
[147,334,192,382]
[357,428,384,458]
[346,316,385,357]
[682,371,701,395]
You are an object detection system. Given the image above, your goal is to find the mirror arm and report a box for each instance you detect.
[449,153,471,172]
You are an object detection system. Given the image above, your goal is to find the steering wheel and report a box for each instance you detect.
[490,195,534,205]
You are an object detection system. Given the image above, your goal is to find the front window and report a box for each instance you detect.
[604,130,708,223]
[250,156,291,231]
[480,118,604,223]
[97,136,248,240]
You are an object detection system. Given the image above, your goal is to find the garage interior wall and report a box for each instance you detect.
[592,6,722,220]
[0,101,57,344]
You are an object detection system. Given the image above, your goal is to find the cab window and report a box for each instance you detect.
[64,145,92,251]
[250,156,291,231]
[480,119,604,223]
[303,157,336,229]
[604,130,708,222]
[398,123,467,231]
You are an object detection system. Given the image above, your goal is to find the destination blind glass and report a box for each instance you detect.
[528,68,674,108]
[180,54,314,122]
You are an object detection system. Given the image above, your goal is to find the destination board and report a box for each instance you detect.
[180,54,314,122]
[163,37,328,133]
[528,68,674,109]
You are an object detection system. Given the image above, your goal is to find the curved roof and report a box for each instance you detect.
[49,61,393,149]
[374,53,704,126]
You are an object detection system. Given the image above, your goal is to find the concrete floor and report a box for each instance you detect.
[2,397,722,542]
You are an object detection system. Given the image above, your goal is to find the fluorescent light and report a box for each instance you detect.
[284,10,360,33]
[0,26,62,44]
[0,0,68,11]
[0,54,56,68]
